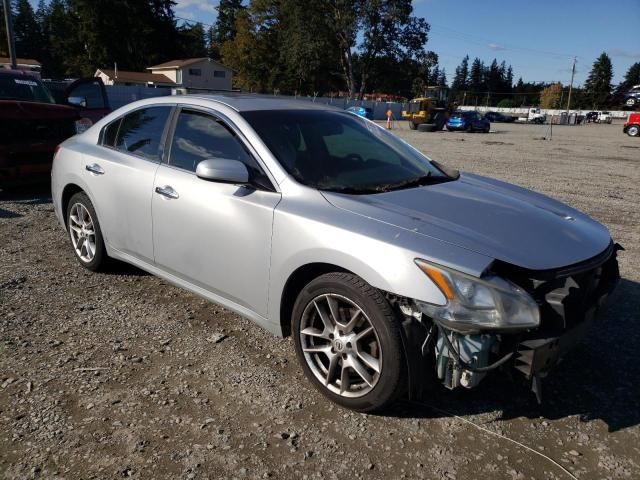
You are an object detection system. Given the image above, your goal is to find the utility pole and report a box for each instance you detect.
[2,0,17,69]
[566,56,576,112]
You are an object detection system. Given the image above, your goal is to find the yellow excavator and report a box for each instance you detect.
[402,86,454,131]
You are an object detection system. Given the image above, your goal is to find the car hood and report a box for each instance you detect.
[0,100,79,121]
[321,172,612,271]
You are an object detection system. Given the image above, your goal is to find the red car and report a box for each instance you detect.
[623,112,640,137]
[0,70,110,187]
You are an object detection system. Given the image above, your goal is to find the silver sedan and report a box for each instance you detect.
[52,95,620,411]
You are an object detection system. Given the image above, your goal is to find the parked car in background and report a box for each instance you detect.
[623,85,640,108]
[346,106,374,120]
[446,110,491,132]
[517,107,546,124]
[0,70,110,187]
[623,112,640,136]
[585,111,599,123]
[483,111,515,123]
[596,111,612,124]
[52,95,620,411]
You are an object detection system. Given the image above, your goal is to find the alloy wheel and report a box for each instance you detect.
[68,202,97,263]
[299,293,382,398]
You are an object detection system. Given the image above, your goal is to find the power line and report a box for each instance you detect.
[428,22,578,59]
[175,15,215,28]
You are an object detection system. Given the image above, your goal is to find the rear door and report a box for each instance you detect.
[151,106,281,317]
[83,105,173,262]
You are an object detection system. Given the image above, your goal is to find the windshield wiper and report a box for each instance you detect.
[374,172,436,192]
[321,185,381,195]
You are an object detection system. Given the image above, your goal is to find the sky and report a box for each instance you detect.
[172,0,639,87]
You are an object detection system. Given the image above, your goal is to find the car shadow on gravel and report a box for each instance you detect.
[0,184,52,204]
[388,278,640,433]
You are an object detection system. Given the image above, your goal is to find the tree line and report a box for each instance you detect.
[450,52,639,110]
[1,0,638,106]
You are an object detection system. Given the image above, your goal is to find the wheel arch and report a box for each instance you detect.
[61,183,85,227]
[279,262,350,337]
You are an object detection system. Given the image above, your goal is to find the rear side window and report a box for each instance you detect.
[101,119,121,147]
[115,107,172,161]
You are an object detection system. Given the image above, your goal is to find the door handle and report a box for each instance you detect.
[85,163,105,175]
[155,185,179,199]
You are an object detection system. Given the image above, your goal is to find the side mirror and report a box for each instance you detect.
[196,158,249,184]
[68,96,87,108]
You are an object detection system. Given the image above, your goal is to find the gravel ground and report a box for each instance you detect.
[1,121,639,479]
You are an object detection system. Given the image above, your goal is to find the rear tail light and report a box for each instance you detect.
[53,145,61,158]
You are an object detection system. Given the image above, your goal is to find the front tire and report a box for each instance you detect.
[66,192,107,271]
[628,125,640,137]
[292,273,406,412]
[409,122,417,130]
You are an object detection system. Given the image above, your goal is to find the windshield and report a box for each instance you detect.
[0,75,55,103]
[242,109,452,193]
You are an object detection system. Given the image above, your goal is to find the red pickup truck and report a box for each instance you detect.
[623,112,640,137]
[0,69,110,187]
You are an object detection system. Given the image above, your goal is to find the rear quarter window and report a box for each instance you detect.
[114,106,172,161]
[101,119,121,147]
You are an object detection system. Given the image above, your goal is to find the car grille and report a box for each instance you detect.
[498,243,621,334]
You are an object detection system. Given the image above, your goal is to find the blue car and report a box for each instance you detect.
[446,110,491,132]
[346,106,374,120]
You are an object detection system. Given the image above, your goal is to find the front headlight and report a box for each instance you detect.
[415,259,540,332]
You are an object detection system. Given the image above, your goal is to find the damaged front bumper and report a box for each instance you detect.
[403,242,621,400]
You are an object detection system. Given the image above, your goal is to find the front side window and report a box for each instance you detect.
[67,80,106,109]
[168,109,267,183]
[242,110,452,193]
[114,106,172,161]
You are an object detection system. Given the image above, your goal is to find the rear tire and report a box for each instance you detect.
[418,123,436,132]
[292,272,406,412]
[66,192,107,271]
[409,122,417,130]
[433,112,447,131]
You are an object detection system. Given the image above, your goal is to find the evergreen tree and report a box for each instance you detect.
[13,0,43,60]
[469,57,484,95]
[179,22,207,58]
[438,67,447,87]
[214,0,245,45]
[451,55,469,91]
[584,52,613,108]
[505,65,514,90]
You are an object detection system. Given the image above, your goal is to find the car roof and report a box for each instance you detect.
[186,93,342,113]
[0,69,40,79]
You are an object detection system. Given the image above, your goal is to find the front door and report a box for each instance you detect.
[151,108,281,317]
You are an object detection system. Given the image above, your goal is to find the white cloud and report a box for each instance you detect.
[487,43,506,51]
[174,0,217,14]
